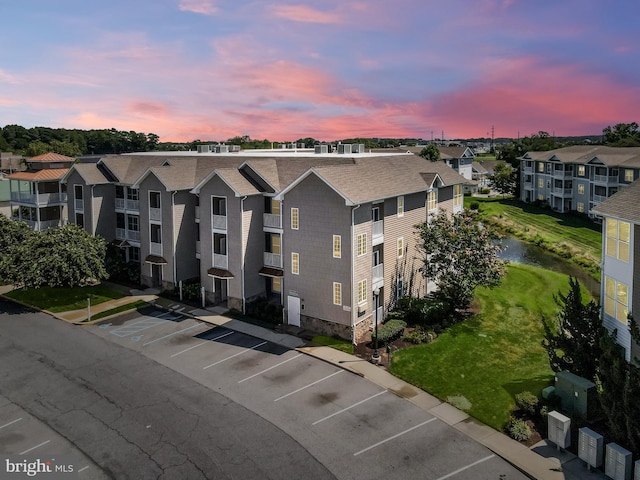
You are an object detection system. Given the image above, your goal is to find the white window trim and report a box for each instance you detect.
[357,279,367,305]
[397,196,404,218]
[397,237,404,258]
[333,235,341,258]
[357,233,367,257]
[291,207,299,230]
[291,252,299,275]
[333,282,342,305]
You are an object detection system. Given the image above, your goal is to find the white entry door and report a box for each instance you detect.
[287,296,301,327]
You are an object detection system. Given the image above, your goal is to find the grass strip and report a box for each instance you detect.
[5,285,125,313]
[312,335,354,354]
[82,300,148,322]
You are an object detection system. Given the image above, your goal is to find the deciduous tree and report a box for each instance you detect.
[488,162,517,196]
[415,209,505,311]
[418,143,441,162]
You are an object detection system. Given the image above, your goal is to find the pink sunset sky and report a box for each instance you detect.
[1,0,639,142]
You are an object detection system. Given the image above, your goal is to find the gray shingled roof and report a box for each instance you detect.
[592,179,640,224]
[71,163,111,185]
[523,146,640,166]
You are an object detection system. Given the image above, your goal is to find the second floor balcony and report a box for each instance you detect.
[592,174,618,185]
[150,241,162,256]
[11,191,67,206]
[264,252,282,268]
[115,198,140,212]
[263,213,282,229]
[116,228,141,242]
[212,214,227,231]
[372,263,384,290]
[372,220,384,246]
[213,253,228,269]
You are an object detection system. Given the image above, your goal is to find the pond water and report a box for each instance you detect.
[497,237,601,300]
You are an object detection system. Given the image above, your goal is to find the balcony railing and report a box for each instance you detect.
[553,187,573,196]
[116,228,141,242]
[372,220,383,245]
[212,214,227,230]
[126,199,139,211]
[15,218,61,231]
[115,198,125,209]
[149,207,162,221]
[552,168,573,178]
[593,174,618,184]
[150,242,162,256]
[263,213,282,229]
[196,241,201,255]
[195,205,200,222]
[592,194,607,203]
[75,198,83,211]
[213,253,228,269]
[10,192,67,205]
[264,252,282,268]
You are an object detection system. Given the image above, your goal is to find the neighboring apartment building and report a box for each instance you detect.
[592,181,640,363]
[7,152,73,230]
[520,146,640,218]
[406,145,475,181]
[64,147,466,342]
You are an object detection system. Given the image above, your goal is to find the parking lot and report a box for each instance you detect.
[0,394,109,479]
[87,306,528,480]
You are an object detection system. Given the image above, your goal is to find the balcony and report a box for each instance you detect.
[116,228,140,242]
[552,187,573,197]
[264,252,282,268]
[196,241,201,257]
[552,168,573,178]
[592,174,618,185]
[150,242,162,256]
[522,163,533,173]
[592,194,607,203]
[10,192,67,206]
[16,218,61,231]
[149,207,162,222]
[372,263,384,290]
[213,253,228,269]
[212,214,227,231]
[263,213,282,229]
[115,198,140,212]
[372,220,383,246]
[195,205,200,223]
[74,198,83,211]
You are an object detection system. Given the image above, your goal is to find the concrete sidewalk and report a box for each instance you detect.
[1,286,606,480]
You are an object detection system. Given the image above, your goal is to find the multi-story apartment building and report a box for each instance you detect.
[7,152,73,231]
[592,181,640,363]
[64,146,466,342]
[520,146,640,218]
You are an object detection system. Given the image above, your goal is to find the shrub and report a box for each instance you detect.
[506,417,531,441]
[515,391,539,416]
[469,201,479,210]
[403,327,435,344]
[480,188,491,194]
[371,319,407,344]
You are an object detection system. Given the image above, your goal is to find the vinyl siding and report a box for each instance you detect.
[282,174,351,326]
[174,190,199,282]
[243,195,267,302]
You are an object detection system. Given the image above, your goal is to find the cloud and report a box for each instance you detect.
[178,0,218,16]
[269,4,343,24]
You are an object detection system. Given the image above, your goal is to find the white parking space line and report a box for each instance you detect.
[203,341,268,369]
[274,371,344,402]
[353,417,437,456]
[312,391,387,425]
[238,354,303,383]
[78,466,90,473]
[142,322,205,346]
[19,440,51,455]
[0,418,22,430]
[170,331,234,357]
[434,454,496,480]
[110,318,166,337]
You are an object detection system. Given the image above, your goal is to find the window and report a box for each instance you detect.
[357,279,367,304]
[150,224,162,244]
[453,184,462,207]
[127,188,139,201]
[577,202,584,213]
[538,179,544,188]
[74,185,83,200]
[272,277,281,293]
[397,196,404,217]
[546,180,551,189]
[128,215,139,232]
[291,208,299,230]
[625,169,634,182]
[212,196,226,216]
[427,190,437,211]
[397,237,404,258]
[333,282,342,305]
[538,162,544,172]
[604,276,629,324]
[537,194,544,201]
[75,213,84,226]
[291,252,299,274]
[129,246,140,262]
[357,233,367,256]
[333,235,341,258]
[271,198,281,215]
[578,165,585,176]
[577,183,585,195]
[149,191,161,209]
[605,218,630,262]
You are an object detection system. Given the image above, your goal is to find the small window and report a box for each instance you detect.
[291,252,299,274]
[128,215,139,232]
[357,233,367,256]
[577,202,584,213]
[272,277,282,293]
[127,188,139,201]
[427,190,437,211]
[333,235,341,258]
[149,191,161,209]
[397,237,404,258]
[129,246,140,262]
[150,224,162,243]
[333,282,342,305]
[397,196,404,217]
[357,279,367,304]
[577,184,585,195]
[75,213,84,226]
[538,162,544,172]
[578,165,585,176]
[537,194,544,201]
[538,179,544,188]
[291,208,299,230]
[74,184,83,200]
[625,169,634,182]
[453,185,462,207]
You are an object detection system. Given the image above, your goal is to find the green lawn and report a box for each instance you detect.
[467,197,602,274]
[5,285,125,313]
[389,264,577,430]
[83,300,148,322]
[312,335,354,354]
